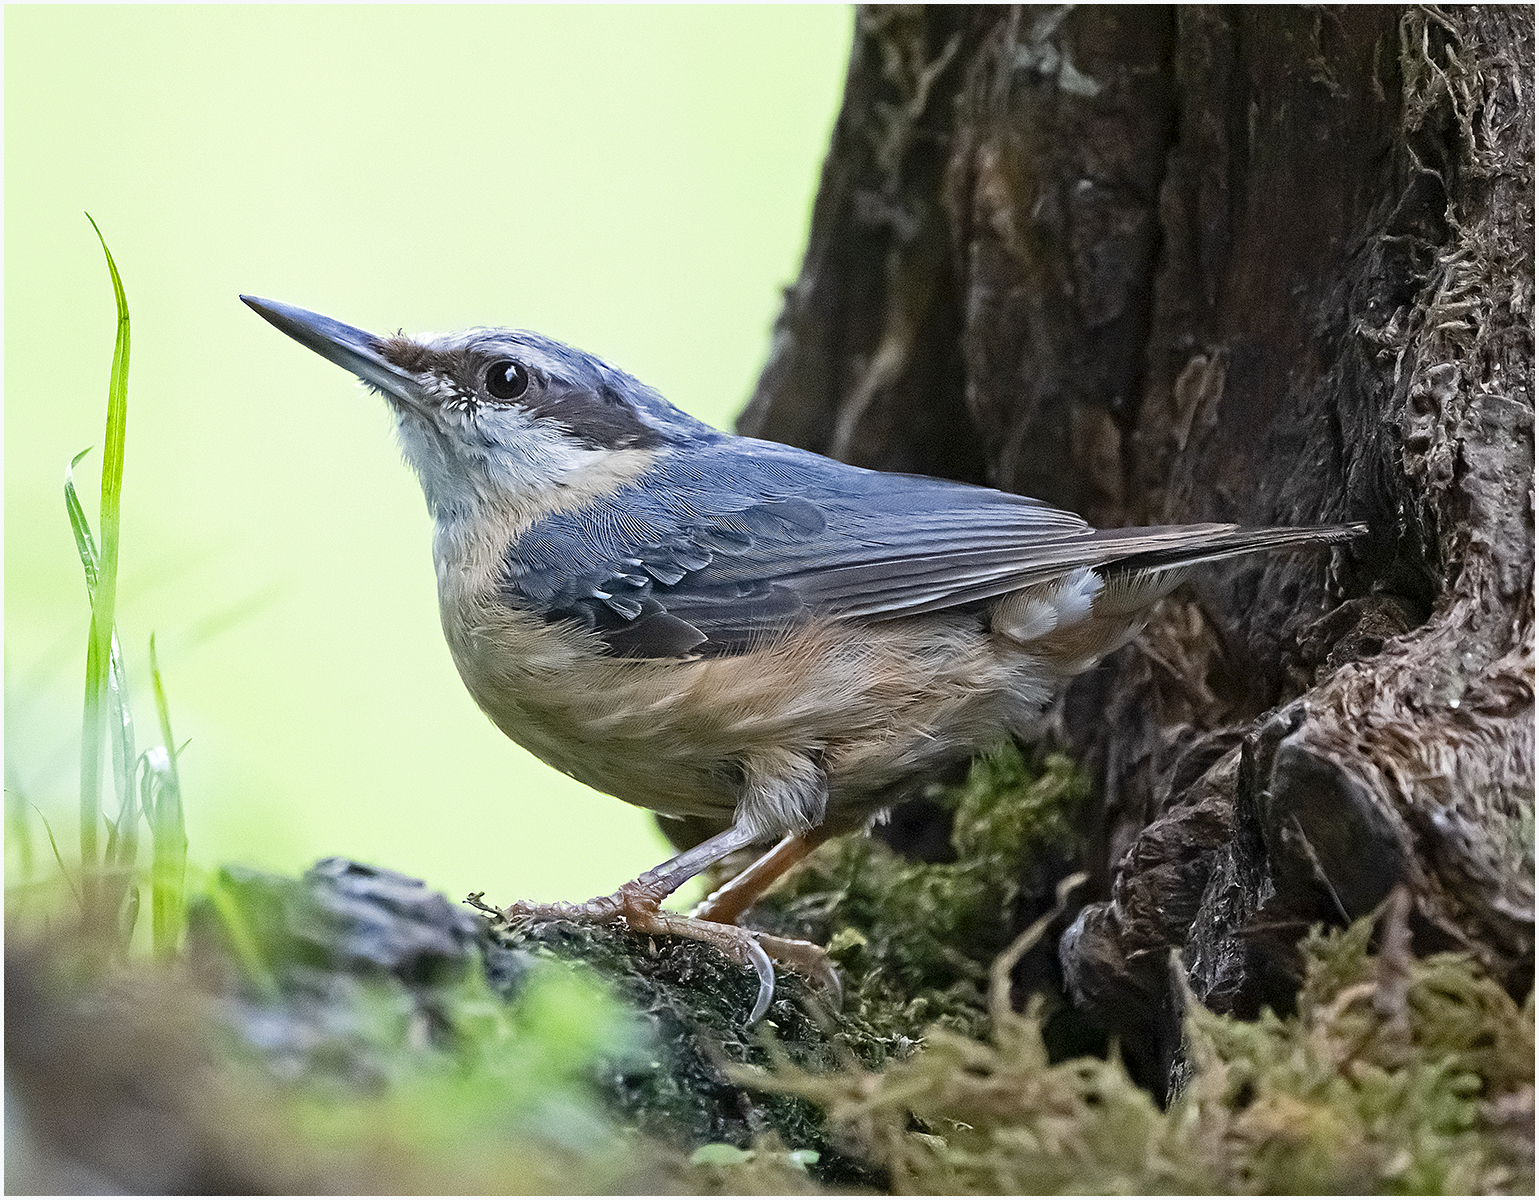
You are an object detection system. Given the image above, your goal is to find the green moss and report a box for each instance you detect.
[756,745,1092,1043]
[479,912,866,1183]
[17,761,1532,1194]
[1177,917,1535,1194]
[728,908,1535,1195]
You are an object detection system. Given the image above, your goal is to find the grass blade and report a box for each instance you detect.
[32,804,83,909]
[88,212,131,584]
[146,635,188,954]
[77,214,131,918]
[105,635,139,878]
[65,448,100,593]
[68,447,140,882]
[89,218,133,801]
[71,457,105,879]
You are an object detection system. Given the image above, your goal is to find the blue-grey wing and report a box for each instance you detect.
[502,438,1224,658]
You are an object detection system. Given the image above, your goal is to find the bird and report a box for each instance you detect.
[242,295,1365,1022]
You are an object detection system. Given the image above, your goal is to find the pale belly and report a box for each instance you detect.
[437,587,1058,838]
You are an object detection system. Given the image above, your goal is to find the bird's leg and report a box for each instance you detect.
[693,827,842,1008]
[693,827,832,925]
[497,822,794,1021]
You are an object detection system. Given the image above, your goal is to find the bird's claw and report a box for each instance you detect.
[481,887,838,1024]
[754,932,843,1012]
[743,936,776,1024]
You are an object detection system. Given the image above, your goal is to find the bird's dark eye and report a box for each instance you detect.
[485,360,530,401]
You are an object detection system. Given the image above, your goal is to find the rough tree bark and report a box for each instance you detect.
[739,5,1533,1092]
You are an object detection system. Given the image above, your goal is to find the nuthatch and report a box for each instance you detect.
[243,295,1364,1021]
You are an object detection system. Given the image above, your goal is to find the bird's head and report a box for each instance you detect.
[242,296,718,521]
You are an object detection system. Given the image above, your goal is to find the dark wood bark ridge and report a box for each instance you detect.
[739,5,1533,1087]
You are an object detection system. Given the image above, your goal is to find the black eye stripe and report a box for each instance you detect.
[485,360,530,401]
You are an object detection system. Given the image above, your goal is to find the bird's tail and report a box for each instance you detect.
[1083,522,1367,618]
[1090,521,1368,574]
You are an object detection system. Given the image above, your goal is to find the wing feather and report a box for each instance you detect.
[501,440,1359,657]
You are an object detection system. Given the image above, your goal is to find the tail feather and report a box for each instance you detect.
[1086,522,1366,617]
[1093,522,1368,574]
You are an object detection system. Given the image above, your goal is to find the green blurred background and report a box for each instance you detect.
[5,6,852,904]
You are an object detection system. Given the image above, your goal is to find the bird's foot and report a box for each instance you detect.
[488,883,836,1024]
[751,932,843,1013]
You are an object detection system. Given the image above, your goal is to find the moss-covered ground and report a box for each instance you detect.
[7,745,1531,1193]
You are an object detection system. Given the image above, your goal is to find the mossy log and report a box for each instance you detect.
[9,850,1530,1193]
[738,3,1533,1094]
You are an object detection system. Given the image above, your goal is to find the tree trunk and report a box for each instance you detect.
[739,4,1533,1091]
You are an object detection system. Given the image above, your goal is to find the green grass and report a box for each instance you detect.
[31,216,191,953]
[145,635,188,954]
[75,215,130,894]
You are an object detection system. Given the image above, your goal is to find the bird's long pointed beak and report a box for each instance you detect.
[241,295,419,403]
